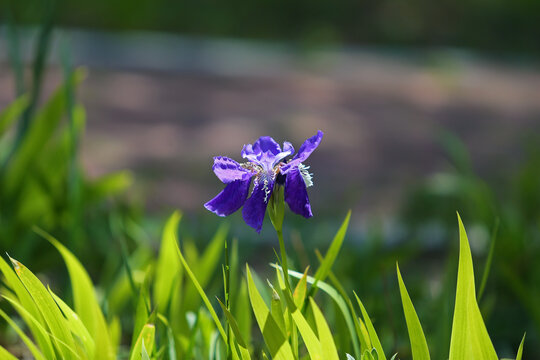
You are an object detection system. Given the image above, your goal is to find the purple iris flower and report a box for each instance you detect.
[204,130,323,232]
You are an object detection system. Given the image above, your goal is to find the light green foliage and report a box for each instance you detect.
[0,211,526,359]
[396,264,430,360]
[449,214,498,360]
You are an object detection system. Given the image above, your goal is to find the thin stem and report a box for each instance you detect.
[277,229,292,292]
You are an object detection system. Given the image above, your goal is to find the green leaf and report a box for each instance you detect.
[448,213,498,360]
[49,289,95,359]
[0,94,28,136]
[354,292,386,360]
[8,256,77,359]
[273,264,362,359]
[246,265,295,360]
[309,298,339,360]
[39,228,116,360]
[0,256,55,359]
[0,307,47,360]
[174,221,228,342]
[396,263,430,360]
[217,298,252,360]
[5,68,86,194]
[516,333,525,360]
[280,289,322,359]
[130,324,155,360]
[0,344,18,360]
[311,211,351,293]
[154,211,182,313]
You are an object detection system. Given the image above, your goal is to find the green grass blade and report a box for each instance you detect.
[0,344,18,360]
[516,333,525,360]
[396,263,430,360]
[129,324,155,360]
[174,224,228,342]
[310,211,351,295]
[309,298,339,360]
[354,292,386,360]
[218,298,252,360]
[0,94,28,137]
[478,218,499,301]
[280,289,322,359]
[49,289,95,359]
[0,256,55,358]
[449,213,498,360]
[0,307,47,360]
[38,228,116,360]
[154,211,183,313]
[8,256,77,359]
[246,265,295,360]
[273,263,362,358]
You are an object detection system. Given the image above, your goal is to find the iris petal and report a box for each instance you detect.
[281,131,323,174]
[204,179,251,216]
[212,156,253,183]
[284,166,313,218]
[242,177,274,232]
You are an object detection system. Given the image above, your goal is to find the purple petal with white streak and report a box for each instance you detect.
[212,156,253,183]
[281,131,323,174]
[284,167,313,218]
[242,178,274,232]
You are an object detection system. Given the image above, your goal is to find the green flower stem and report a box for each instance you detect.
[277,228,292,292]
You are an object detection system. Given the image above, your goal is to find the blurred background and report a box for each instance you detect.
[1,0,540,358]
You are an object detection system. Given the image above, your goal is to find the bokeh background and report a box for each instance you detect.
[1,0,540,358]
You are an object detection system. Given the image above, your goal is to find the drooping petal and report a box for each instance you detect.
[204,179,251,216]
[212,156,253,183]
[281,131,323,174]
[284,166,313,218]
[242,176,274,232]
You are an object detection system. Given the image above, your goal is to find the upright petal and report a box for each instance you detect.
[242,177,274,232]
[284,167,313,218]
[242,136,282,163]
[212,156,253,183]
[205,179,251,216]
[281,131,323,173]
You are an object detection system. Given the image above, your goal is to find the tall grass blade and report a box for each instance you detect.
[38,228,116,359]
[246,265,295,360]
[309,298,340,360]
[448,213,498,360]
[396,263,430,360]
[354,292,386,360]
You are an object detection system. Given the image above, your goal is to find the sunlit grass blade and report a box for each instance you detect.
[218,298,252,360]
[0,344,18,360]
[0,307,47,360]
[293,267,309,308]
[8,256,77,359]
[396,263,430,360]
[174,223,228,342]
[38,228,116,359]
[273,263,362,359]
[309,298,339,360]
[154,211,183,313]
[279,288,322,359]
[0,256,55,358]
[130,324,155,360]
[354,292,386,360]
[184,223,228,310]
[49,289,96,359]
[246,265,295,360]
[310,211,351,296]
[449,213,498,360]
[515,333,525,360]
